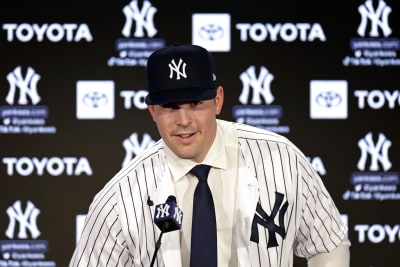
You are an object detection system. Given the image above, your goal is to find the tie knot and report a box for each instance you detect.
[190,164,211,182]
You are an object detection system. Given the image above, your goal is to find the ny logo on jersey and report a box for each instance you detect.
[168,58,187,80]
[121,132,155,167]
[357,132,392,171]
[122,0,158,38]
[6,66,41,105]
[251,192,288,248]
[357,0,392,37]
[5,200,41,239]
[239,65,275,105]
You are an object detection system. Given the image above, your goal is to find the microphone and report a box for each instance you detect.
[154,195,183,232]
[150,195,183,267]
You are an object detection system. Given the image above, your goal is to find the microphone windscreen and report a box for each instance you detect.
[153,197,183,232]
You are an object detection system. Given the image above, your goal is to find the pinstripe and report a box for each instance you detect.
[123,257,130,266]
[120,178,144,267]
[105,231,119,265]
[72,192,116,267]
[314,195,339,245]
[86,202,118,266]
[258,140,274,267]
[143,159,161,267]
[114,245,125,266]
[313,225,329,251]
[245,139,269,266]
[292,152,300,248]
[119,181,136,250]
[69,120,346,267]
[277,144,292,267]
[96,217,118,267]
[301,215,318,255]
[134,169,152,265]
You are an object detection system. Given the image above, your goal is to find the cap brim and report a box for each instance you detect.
[145,87,216,105]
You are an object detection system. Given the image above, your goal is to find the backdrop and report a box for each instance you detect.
[1,0,399,266]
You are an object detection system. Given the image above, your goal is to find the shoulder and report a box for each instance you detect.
[121,138,166,174]
[220,120,309,161]
[90,139,167,208]
[225,120,298,148]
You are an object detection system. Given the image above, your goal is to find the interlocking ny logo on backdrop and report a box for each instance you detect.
[343,0,399,67]
[108,0,164,67]
[5,200,41,239]
[169,59,187,80]
[0,66,56,134]
[357,0,392,37]
[239,65,274,105]
[232,65,289,134]
[121,132,155,167]
[342,131,399,201]
[6,66,41,105]
[122,0,157,38]
[357,132,392,171]
[3,201,56,265]
[251,192,288,248]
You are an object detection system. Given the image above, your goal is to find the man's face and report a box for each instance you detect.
[147,86,224,163]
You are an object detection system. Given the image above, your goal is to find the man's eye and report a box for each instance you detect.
[161,101,202,109]
[191,100,201,105]
[162,103,177,109]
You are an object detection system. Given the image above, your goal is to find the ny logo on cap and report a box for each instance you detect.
[168,58,187,80]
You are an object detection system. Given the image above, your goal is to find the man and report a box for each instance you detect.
[69,44,350,267]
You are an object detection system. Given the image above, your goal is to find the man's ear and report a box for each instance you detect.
[147,105,155,121]
[215,86,224,115]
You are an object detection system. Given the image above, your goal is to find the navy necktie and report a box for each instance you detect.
[189,164,217,267]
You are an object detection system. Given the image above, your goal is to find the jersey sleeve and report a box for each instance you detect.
[69,190,133,267]
[293,157,348,259]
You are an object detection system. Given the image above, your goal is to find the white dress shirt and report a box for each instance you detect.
[164,124,239,267]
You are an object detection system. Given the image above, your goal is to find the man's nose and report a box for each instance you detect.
[175,106,192,125]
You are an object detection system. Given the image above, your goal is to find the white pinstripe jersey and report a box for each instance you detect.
[69,120,347,267]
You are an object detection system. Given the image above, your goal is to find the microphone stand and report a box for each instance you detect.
[150,231,164,267]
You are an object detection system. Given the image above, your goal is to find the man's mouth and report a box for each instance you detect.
[178,133,194,138]
[177,133,194,138]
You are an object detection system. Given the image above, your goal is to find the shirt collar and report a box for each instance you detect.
[164,123,227,182]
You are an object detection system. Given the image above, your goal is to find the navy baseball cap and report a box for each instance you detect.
[145,44,217,105]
